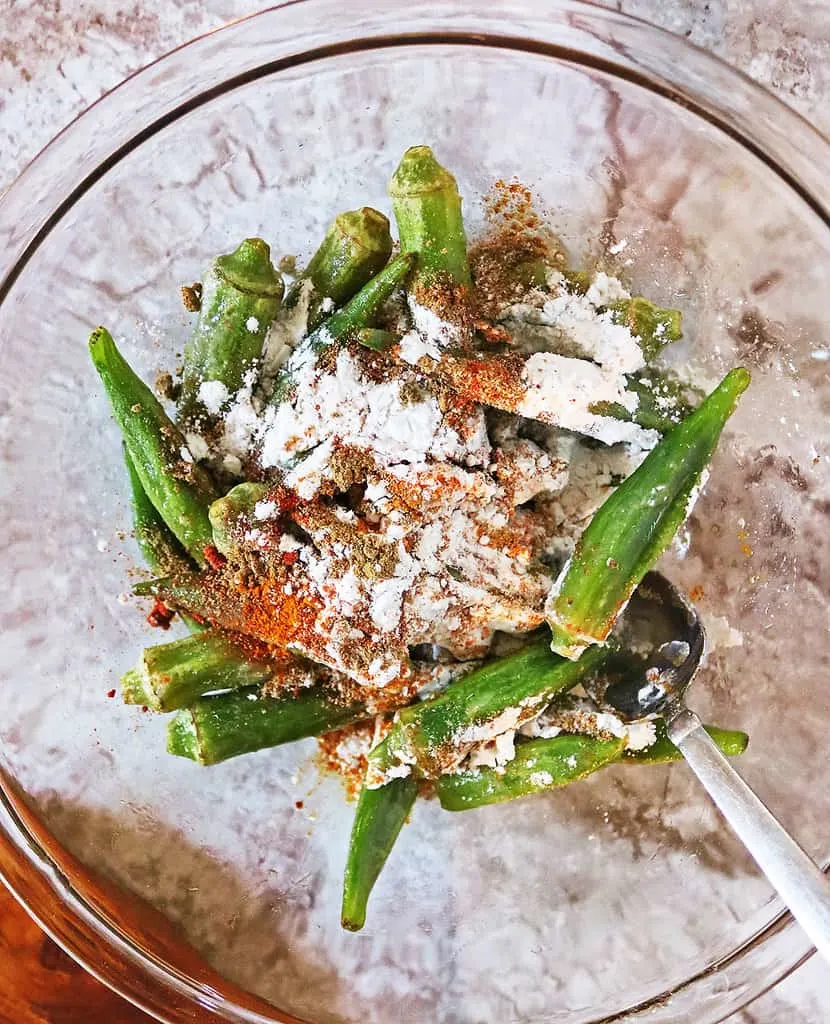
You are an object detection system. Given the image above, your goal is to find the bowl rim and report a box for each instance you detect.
[0,2,827,1021]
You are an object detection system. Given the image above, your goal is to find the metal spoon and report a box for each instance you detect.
[604,571,830,962]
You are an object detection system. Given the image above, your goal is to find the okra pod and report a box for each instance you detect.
[437,723,748,810]
[341,737,419,932]
[562,269,591,294]
[385,638,609,778]
[437,734,625,811]
[89,327,218,566]
[121,630,277,712]
[123,446,206,632]
[167,684,369,765]
[546,367,750,659]
[179,239,283,419]
[389,145,471,291]
[624,722,749,764]
[123,445,193,575]
[268,252,415,405]
[287,208,393,329]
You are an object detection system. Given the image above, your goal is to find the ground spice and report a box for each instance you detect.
[203,544,227,570]
[413,274,477,338]
[154,370,180,401]
[235,577,322,649]
[316,717,393,800]
[180,282,203,312]
[470,230,549,320]
[437,352,527,411]
[483,178,542,232]
[146,598,174,630]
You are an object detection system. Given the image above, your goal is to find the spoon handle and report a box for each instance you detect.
[668,708,830,962]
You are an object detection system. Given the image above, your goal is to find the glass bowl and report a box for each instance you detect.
[2,2,829,1022]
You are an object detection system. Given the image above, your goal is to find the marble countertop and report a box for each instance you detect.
[0,1,826,1020]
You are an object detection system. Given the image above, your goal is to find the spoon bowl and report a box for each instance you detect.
[604,571,704,720]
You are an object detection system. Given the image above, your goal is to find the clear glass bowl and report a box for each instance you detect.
[2,2,829,1022]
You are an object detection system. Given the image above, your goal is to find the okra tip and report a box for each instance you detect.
[389,145,458,196]
[704,366,751,422]
[723,366,751,395]
[722,729,749,756]
[88,325,115,363]
[547,624,590,662]
[340,905,366,932]
[381,250,418,284]
[214,237,284,298]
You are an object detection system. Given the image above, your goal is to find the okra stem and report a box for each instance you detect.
[208,482,270,558]
[389,146,471,291]
[607,296,682,362]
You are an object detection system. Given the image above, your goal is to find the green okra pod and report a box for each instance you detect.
[389,145,471,292]
[268,252,415,405]
[121,630,277,712]
[512,257,549,290]
[437,723,748,810]
[166,684,369,765]
[124,445,204,632]
[287,208,393,330]
[437,734,625,811]
[546,367,750,659]
[559,274,682,361]
[561,269,591,294]
[178,239,283,420]
[384,638,609,779]
[123,445,193,575]
[341,737,419,932]
[624,721,749,764]
[90,327,218,566]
